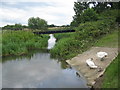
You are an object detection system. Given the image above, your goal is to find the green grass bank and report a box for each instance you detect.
[2,30,48,56]
[95,31,118,48]
[94,30,119,88]
[101,53,119,88]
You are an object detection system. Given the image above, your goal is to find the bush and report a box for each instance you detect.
[81,8,98,23]
[76,18,116,39]
[50,37,81,60]
[50,18,116,60]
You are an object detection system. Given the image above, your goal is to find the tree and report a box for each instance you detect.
[14,23,23,30]
[70,1,116,27]
[2,25,13,30]
[108,2,120,9]
[28,17,48,30]
[2,24,23,30]
[81,8,98,23]
[48,24,56,27]
[92,2,110,13]
[70,2,89,27]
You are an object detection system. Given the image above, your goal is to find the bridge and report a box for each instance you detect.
[33,30,75,34]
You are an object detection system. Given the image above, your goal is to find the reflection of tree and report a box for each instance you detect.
[76,72,81,78]
[60,60,69,69]
[2,49,48,63]
[50,54,72,69]
[2,48,70,70]
[0,58,2,63]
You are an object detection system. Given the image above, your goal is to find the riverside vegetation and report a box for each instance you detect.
[2,31,48,56]
[50,10,118,60]
[2,17,49,57]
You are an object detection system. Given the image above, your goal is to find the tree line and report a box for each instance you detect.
[70,2,120,27]
[2,17,59,31]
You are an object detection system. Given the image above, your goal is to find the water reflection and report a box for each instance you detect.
[2,49,48,63]
[2,50,69,69]
[2,50,88,88]
[47,34,56,49]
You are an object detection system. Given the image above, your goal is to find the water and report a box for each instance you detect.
[2,51,88,88]
[47,34,56,49]
[2,34,88,88]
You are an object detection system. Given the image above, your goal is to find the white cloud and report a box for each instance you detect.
[0,0,77,27]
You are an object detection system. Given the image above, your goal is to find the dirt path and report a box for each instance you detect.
[66,47,118,87]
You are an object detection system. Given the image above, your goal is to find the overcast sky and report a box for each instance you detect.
[0,0,77,27]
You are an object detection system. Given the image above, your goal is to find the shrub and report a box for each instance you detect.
[50,18,116,60]
[81,8,98,23]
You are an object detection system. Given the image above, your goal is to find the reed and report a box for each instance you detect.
[2,30,48,56]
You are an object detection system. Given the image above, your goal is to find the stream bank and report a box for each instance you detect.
[66,47,118,88]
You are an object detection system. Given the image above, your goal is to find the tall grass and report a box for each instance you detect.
[2,30,48,56]
[54,32,75,42]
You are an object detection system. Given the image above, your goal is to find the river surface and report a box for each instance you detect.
[2,34,88,88]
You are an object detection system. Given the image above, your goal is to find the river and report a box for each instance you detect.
[2,34,88,88]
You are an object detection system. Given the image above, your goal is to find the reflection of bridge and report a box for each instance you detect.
[33,30,75,34]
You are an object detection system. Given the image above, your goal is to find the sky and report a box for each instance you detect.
[0,0,77,27]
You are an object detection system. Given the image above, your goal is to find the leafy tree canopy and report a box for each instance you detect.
[81,8,98,23]
[28,17,48,30]
[71,2,120,27]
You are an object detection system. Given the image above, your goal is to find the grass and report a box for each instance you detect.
[94,28,119,88]
[101,53,119,88]
[2,30,49,56]
[54,32,75,42]
[95,30,118,48]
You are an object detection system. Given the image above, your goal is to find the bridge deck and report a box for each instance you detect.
[33,30,75,34]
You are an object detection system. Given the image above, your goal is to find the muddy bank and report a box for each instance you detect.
[66,47,118,87]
